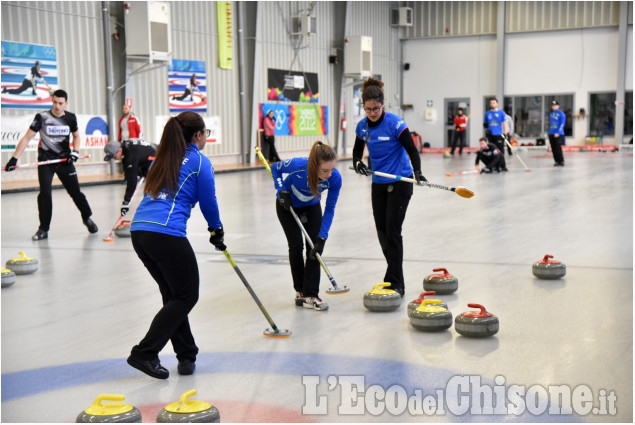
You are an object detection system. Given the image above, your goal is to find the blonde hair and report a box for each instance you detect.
[307,141,336,197]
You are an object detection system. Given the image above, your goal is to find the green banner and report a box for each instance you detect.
[217,1,233,70]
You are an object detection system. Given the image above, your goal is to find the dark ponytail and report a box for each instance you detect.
[361,77,384,104]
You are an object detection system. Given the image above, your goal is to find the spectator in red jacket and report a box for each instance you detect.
[450,108,468,155]
[118,103,142,142]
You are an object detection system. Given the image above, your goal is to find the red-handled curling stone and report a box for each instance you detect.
[409,299,453,332]
[423,268,458,294]
[454,303,499,337]
[114,220,132,238]
[532,254,566,279]
[363,283,401,312]
[156,389,220,423]
[407,291,448,318]
[76,394,142,423]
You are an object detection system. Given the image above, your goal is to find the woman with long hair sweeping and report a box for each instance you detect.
[271,141,342,311]
[352,78,426,298]
[127,111,226,379]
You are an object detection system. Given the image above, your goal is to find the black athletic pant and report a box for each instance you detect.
[6,79,36,95]
[549,134,565,164]
[262,136,281,162]
[276,200,322,298]
[37,161,92,231]
[130,231,199,363]
[450,130,466,154]
[371,180,413,293]
[487,135,507,169]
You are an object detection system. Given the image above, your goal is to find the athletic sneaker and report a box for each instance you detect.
[303,297,328,311]
[83,218,98,233]
[32,229,48,241]
[295,292,305,307]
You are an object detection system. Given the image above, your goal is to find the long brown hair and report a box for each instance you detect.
[307,141,336,197]
[144,111,205,198]
[361,77,384,104]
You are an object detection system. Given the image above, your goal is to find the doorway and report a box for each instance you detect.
[444,98,471,148]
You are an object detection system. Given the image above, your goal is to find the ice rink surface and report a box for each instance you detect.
[1,149,632,422]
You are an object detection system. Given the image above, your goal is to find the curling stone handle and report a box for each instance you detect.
[18,251,27,259]
[542,254,554,262]
[94,394,126,405]
[417,291,437,301]
[423,299,442,306]
[179,389,198,403]
[373,282,391,290]
[467,303,487,313]
[432,267,451,277]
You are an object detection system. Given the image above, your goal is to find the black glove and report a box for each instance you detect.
[4,157,17,172]
[209,226,226,251]
[68,150,80,164]
[278,191,292,211]
[309,237,326,260]
[354,160,370,176]
[121,203,130,216]
[485,129,492,138]
[414,170,427,185]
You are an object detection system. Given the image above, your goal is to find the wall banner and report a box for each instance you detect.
[217,1,233,70]
[168,59,207,113]
[259,103,328,136]
[1,41,59,110]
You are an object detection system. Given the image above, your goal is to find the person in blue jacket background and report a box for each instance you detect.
[548,100,566,166]
[271,141,341,311]
[483,98,508,171]
[127,111,226,380]
[352,77,425,298]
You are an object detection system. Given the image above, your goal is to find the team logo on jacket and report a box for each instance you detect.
[396,120,404,129]
[47,126,70,136]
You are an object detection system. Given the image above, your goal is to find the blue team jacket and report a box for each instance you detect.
[131,143,222,237]
[271,157,342,240]
[484,109,507,136]
[354,111,413,184]
[549,109,566,135]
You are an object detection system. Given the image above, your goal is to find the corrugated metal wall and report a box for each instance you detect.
[342,1,403,154]
[1,1,108,168]
[129,1,242,158]
[405,1,498,39]
[253,1,341,154]
[506,1,621,33]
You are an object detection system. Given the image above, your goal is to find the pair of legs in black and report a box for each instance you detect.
[2,79,36,95]
[172,88,193,101]
[371,180,413,297]
[276,200,325,308]
[129,231,200,379]
[487,135,508,171]
[450,130,466,154]
[34,161,96,239]
[262,135,281,162]
[549,134,565,166]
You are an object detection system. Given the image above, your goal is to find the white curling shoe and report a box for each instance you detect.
[303,296,329,311]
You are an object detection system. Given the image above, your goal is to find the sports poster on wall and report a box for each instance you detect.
[1,41,59,109]
[267,69,319,103]
[168,59,207,113]
[259,103,328,136]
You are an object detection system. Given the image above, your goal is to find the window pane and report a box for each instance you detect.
[589,92,616,136]
[625,91,633,136]
[514,96,543,138]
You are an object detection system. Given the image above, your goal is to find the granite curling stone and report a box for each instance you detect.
[532,254,566,279]
[6,251,38,275]
[76,394,142,423]
[409,299,453,332]
[1,267,16,288]
[454,303,499,337]
[114,220,132,238]
[407,291,448,318]
[423,267,458,294]
[363,283,401,312]
[156,389,220,423]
